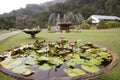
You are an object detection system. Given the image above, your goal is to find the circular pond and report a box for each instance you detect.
[0,38,119,80]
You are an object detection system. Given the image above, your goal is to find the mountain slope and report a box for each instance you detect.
[0,0,119,29]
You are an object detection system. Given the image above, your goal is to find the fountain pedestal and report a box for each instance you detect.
[58,22,72,33]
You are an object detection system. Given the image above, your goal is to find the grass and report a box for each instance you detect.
[0,28,120,80]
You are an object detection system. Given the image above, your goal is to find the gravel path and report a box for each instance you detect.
[0,31,21,41]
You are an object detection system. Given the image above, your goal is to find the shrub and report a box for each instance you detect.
[82,21,90,29]
[97,20,108,29]
[69,25,77,29]
[47,26,51,31]
[105,21,120,28]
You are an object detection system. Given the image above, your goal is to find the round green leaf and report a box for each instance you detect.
[64,68,86,77]
[81,65,100,73]
[39,63,53,70]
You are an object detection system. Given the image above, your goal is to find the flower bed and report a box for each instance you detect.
[0,36,119,80]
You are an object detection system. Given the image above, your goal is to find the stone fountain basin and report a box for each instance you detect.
[23,30,41,38]
[0,46,119,80]
[23,30,41,35]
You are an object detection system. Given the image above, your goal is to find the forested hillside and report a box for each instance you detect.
[0,0,119,29]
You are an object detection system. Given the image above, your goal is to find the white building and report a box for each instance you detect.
[89,15,120,24]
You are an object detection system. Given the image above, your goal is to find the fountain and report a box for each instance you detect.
[58,21,72,33]
[23,28,41,38]
[47,12,84,33]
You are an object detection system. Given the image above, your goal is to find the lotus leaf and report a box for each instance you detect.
[39,63,53,70]
[64,68,86,77]
[76,39,84,47]
[12,65,34,76]
[49,57,64,66]
[0,59,14,68]
[12,65,28,73]
[89,58,102,65]
[80,60,95,66]
[64,44,72,49]
[64,54,73,60]
[37,56,49,61]
[98,52,111,59]
[81,65,100,73]
[67,59,77,66]
[25,58,35,66]
[74,48,81,55]
[37,49,44,53]
[72,53,80,60]
[81,52,97,59]
[23,70,34,76]
[0,59,22,69]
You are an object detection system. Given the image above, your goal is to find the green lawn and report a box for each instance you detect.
[0,28,120,80]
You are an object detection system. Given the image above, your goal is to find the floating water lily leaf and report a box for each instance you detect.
[25,58,35,65]
[81,65,100,73]
[72,53,80,60]
[37,49,45,53]
[12,65,34,76]
[66,53,83,66]
[64,44,71,49]
[37,56,49,61]
[81,52,97,59]
[89,58,102,65]
[74,48,81,55]
[25,50,33,54]
[0,59,22,69]
[23,70,34,76]
[76,39,84,47]
[77,58,94,66]
[98,52,111,59]
[66,59,77,66]
[64,68,86,77]
[0,60,14,68]
[12,65,28,73]
[49,57,64,66]
[80,60,95,66]
[64,54,73,60]
[39,63,53,70]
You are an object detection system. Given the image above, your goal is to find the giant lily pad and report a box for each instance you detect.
[49,57,64,66]
[25,58,35,66]
[0,59,22,69]
[64,68,86,77]
[39,63,53,70]
[66,59,77,66]
[12,65,34,76]
[81,65,100,73]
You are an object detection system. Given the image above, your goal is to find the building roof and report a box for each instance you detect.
[89,15,120,23]
[91,15,120,20]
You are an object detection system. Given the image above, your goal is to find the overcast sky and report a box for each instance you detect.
[0,0,53,14]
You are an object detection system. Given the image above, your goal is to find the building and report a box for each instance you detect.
[89,15,120,24]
